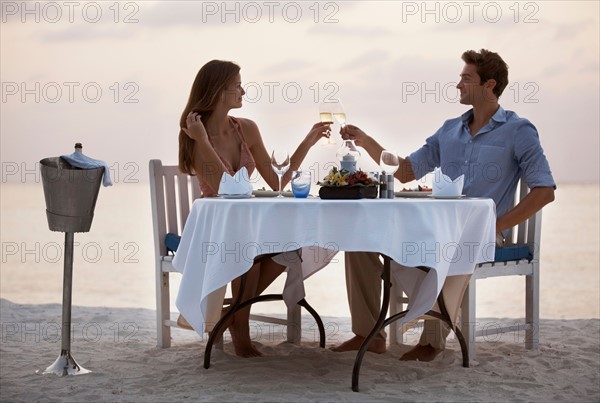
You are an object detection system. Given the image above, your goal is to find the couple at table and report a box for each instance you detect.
[179,49,555,360]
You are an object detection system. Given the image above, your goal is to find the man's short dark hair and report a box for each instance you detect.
[462,49,509,98]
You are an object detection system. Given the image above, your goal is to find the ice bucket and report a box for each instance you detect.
[40,157,103,233]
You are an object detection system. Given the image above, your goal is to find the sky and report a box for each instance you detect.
[1,0,599,186]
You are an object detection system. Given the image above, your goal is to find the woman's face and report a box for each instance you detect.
[222,73,245,109]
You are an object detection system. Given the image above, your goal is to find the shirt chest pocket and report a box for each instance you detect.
[476,144,507,165]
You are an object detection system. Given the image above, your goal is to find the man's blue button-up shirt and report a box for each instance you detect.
[408,106,556,218]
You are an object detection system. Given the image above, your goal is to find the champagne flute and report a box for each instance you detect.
[318,102,336,146]
[380,150,399,175]
[331,99,347,128]
[271,150,290,197]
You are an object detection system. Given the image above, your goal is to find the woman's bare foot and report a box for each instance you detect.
[399,344,443,362]
[330,335,386,354]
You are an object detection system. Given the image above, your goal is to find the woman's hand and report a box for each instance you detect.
[304,122,332,147]
[340,124,369,147]
[183,112,209,141]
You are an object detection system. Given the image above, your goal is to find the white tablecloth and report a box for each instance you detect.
[172,197,496,335]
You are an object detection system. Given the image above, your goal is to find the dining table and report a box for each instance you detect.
[171,194,496,390]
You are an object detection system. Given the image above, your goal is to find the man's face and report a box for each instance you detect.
[456,64,486,105]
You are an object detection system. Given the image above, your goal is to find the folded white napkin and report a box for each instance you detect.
[432,167,464,197]
[218,167,252,195]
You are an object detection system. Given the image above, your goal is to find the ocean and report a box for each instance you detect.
[1,182,598,319]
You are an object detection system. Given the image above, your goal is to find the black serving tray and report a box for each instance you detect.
[319,186,378,199]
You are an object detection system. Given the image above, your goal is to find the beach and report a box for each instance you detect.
[2,0,599,400]
[1,182,599,401]
[1,299,599,402]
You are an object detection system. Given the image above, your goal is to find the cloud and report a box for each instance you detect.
[40,25,134,42]
[259,59,314,76]
[26,1,364,42]
[136,2,222,28]
[339,49,392,72]
[2,1,598,184]
[307,23,391,37]
[138,1,360,29]
[552,19,595,41]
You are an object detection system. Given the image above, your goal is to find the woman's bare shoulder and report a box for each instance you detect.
[232,116,261,141]
[232,116,259,130]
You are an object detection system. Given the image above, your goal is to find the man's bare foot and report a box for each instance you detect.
[400,344,443,362]
[232,340,262,357]
[330,335,386,354]
[229,327,262,357]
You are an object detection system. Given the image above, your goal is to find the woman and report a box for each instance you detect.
[179,60,330,357]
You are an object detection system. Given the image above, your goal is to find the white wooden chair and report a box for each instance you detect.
[149,159,301,348]
[461,179,542,359]
[389,180,543,361]
[388,287,410,345]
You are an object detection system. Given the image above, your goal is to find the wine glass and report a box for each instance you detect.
[318,102,336,146]
[331,99,347,128]
[271,150,290,197]
[380,150,399,175]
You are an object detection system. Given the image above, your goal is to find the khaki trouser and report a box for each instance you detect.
[345,233,504,349]
[345,252,469,350]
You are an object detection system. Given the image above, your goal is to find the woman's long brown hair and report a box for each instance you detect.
[178,60,241,175]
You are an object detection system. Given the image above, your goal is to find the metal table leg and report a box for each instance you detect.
[204,268,325,369]
[351,257,470,392]
[351,255,392,392]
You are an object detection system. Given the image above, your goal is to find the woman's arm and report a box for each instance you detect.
[241,119,331,190]
[184,112,227,195]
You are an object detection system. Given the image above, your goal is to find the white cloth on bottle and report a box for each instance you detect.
[60,151,113,187]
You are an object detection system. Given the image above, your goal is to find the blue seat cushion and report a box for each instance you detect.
[494,245,532,262]
[165,233,181,254]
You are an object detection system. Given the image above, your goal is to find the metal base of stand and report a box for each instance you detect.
[38,232,92,376]
[40,350,91,376]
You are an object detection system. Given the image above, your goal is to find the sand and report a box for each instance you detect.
[1,299,598,402]
[1,183,599,401]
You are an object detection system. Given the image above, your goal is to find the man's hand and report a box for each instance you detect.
[304,121,332,147]
[340,124,369,147]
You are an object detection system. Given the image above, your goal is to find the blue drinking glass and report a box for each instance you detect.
[291,171,311,198]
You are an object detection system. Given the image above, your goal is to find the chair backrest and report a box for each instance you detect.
[149,159,201,258]
[505,179,543,262]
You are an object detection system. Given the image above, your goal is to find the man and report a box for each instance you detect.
[331,49,556,361]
